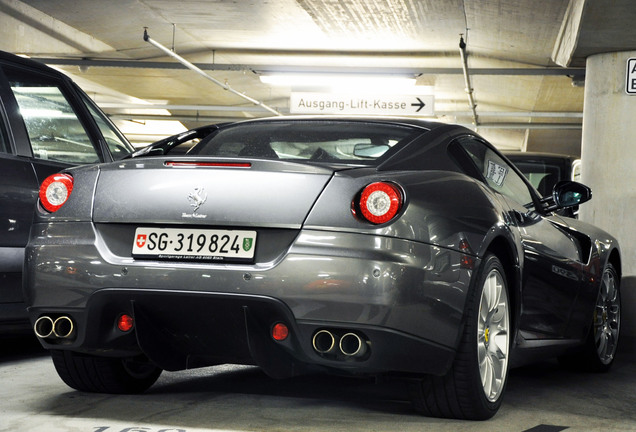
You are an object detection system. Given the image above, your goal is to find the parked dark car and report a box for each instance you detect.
[25,117,620,420]
[505,152,582,218]
[504,152,580,197]
[0,51,134,332]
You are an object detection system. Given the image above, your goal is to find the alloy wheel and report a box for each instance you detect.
[477,268,510,402]
[594,267,620,365]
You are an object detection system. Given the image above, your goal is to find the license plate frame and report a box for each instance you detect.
[132,227,257,262]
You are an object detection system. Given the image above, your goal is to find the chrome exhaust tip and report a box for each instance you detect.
[34,316,54,339]
[312,329,336,354]
[339,332,367,357]
[53,316,75,339]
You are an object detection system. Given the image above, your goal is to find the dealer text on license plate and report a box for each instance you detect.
[132,227,257,262]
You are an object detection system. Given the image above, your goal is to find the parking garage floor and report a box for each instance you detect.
[2,336,635,432]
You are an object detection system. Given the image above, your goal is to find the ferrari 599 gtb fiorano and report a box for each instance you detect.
[24,117,621,420]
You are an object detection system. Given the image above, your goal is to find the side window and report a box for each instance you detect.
[453,136,534,206]
[80,92,134,160]
[0,112,9,153]
[6,67,100,164]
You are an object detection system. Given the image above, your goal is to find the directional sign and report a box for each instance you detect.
[290,92,434,116]
[627,58,636,94]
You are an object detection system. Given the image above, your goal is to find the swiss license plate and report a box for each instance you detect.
[132,227,257,262]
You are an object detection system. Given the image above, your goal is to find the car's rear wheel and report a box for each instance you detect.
[409,254,510,420]
[559,262,620,372]
[50,350,162,393]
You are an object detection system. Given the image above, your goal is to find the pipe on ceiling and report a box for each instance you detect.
[143,29,283,117]
[34,57,585,77]
[100,103,583,120]
[459,36,478,126]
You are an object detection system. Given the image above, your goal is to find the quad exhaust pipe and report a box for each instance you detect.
[312,329,368,358]
[339,332,367,357]
[34,315,76,340]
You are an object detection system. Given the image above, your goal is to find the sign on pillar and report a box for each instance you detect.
[626,58,636,94]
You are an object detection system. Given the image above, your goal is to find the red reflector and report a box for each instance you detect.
[459,239,475,269]
[358,182,403,224]
[272,323,289,341]
[117,314,134,332]
[39,173,74,213]
[165,161,251,168]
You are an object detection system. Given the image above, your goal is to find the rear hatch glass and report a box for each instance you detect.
[188,120,421,164]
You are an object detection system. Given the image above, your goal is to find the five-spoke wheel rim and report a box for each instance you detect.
[478,268,510,403]
[594,268,620,365]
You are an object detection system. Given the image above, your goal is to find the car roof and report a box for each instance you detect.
[0,50,65,77]
[218,115,455,132]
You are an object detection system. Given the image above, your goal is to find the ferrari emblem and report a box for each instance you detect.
[188,187,207,214]
[183,187,208,219]
[136,234,147,248]
[243,238,254,252]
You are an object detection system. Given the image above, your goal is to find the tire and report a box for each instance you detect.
[409,254,511,420]
[559,262,620,372]
[50,350,162,394]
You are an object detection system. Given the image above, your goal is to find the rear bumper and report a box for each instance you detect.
[29,289,456,377]
[25,222,476,377]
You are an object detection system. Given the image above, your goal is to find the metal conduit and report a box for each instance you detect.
[143,29,283,117]
[459,36,478,126]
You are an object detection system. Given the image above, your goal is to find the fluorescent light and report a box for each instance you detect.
[259,73,417,92]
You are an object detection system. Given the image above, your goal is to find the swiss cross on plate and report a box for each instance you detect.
[136,234,147,248]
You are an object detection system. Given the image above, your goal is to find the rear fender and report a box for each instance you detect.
[305,170,502,255]
[33,165,100,222]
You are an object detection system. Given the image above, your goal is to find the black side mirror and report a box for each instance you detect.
[552,180,592,208]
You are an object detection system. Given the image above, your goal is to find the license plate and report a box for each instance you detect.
[132,227,257,262]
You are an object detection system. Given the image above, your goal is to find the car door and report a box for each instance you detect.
[0,102,35,308]
[453,136,585,340]
[0,60,110,325]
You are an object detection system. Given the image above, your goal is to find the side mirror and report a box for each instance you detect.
[552,180,592,208]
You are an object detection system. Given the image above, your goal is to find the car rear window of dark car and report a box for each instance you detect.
[188,121,422,163]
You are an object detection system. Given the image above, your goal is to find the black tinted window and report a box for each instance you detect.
[509,160,562,197]
[454,136,534,206]
[0,112,9,153]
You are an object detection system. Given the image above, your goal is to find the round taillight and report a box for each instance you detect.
[117,314,134,332]
[358,182,403,224]
[39,173,74,212]
[272,323,289,341]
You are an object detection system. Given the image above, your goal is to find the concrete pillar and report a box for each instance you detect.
[579,50,636,350]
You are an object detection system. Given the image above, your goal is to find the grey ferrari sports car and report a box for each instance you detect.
[24,117,621,420]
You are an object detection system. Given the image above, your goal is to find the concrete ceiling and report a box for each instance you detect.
[1,0,635,151]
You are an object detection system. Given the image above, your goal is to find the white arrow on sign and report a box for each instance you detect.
[290,92,435,116]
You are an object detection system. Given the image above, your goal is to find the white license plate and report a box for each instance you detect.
[132,227,257,262]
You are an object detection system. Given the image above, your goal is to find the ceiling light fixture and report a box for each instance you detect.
[259,73,418,92]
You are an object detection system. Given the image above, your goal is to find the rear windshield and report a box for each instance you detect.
[188,121,422,163]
